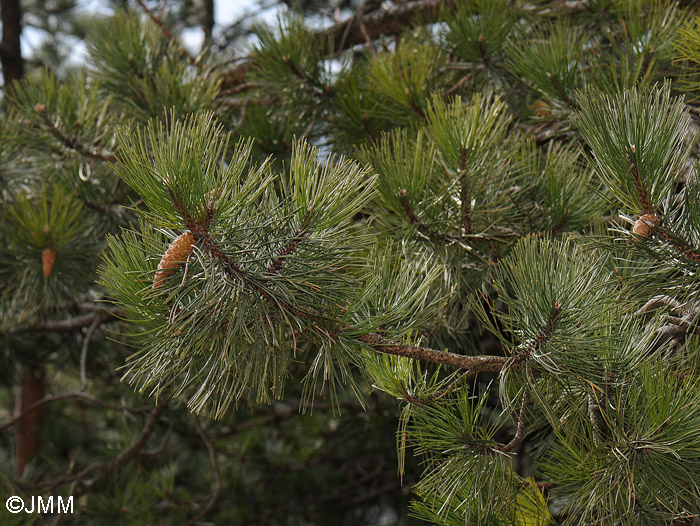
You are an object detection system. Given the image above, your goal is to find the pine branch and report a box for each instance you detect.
[356,333,507,372]
[405,88,426,119]
[588,391,603,446]
[398,190,446,241]
[221,0,455,89]
[266,208,313,274]
[323,0,452,53]
[459,145,471,235]
[498,390,529,452]
[34,402,167,496]
[167,220,506,372]
[282,55,332,97]
[477,34,490,66]
[361,114,378,141]
[626,147,651,213]
[134,0,197,66]
[656,228,700,263]
[32,307,123,331]
[548,73,580,111]
[36,105,117,163]
[0,392,142,433]
[0,317,129,433]
[356,0,379,57]
[512,302,562,368]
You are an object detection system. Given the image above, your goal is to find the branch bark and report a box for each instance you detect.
[34,403,167,496]
[356,332,507,372]
[221,0,453,88]
[36,106,118,163]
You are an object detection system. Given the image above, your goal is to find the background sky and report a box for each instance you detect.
[20,0,273,65]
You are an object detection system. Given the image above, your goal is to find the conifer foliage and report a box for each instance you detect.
[4,0,700,524]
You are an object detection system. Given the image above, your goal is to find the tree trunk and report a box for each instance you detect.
[14,366,44,476]
[0,0,41,478]
[0,0,24,88]
[203,0,214,48]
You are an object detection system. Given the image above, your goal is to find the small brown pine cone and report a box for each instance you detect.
[632,213,659,237]
[153,231,195,289]
[42,247,57,278]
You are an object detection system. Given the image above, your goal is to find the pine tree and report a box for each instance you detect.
[4,0,700,524]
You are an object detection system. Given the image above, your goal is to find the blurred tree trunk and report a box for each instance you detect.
[1,0,42,478]
[14,367,44,476]
[0,0,24,88]
[203,0,214,47]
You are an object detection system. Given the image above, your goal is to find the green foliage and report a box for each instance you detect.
[443,0,516,66]
[675,16,700,98]
[6,1,700,524]
[87,11,220,122]
[408,385,518,522]
[368,39,444,125]
[100,110,447,416]
[543,361,700,525]
[507,21,584,111]
[0,186,96,319]
[577,83,695,214]
[252,15,334,114]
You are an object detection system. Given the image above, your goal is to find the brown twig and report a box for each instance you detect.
[32,306,123,331]
[656,229,700,263]
[356,332,507,371]
[30,403,166,495]
[512,302,562,367]
[405,88,426,119]
[79,316,99,390]
[357,0,378,57]
[324,0,451,53]
[0,388,141,432]
[266,208,313,274]
[37,108,117,163]
[135,0,197,66]
[77,403,167,497]
[498,390,529,452]
[548,74,580,112]
[221,0,455,90]
[626,146,651,213]
[588,391,603,446]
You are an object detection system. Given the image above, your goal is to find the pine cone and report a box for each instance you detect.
[153,231,195,289]
[632,213,659,237]
[42,247,56,279]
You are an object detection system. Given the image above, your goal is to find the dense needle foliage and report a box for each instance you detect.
[4,0,700,524]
